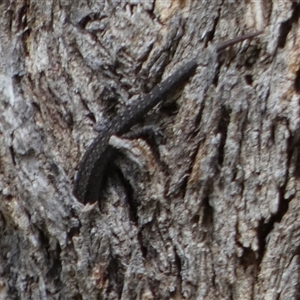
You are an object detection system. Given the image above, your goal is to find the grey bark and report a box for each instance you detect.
[0,0,299,299]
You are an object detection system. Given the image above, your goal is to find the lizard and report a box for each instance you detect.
[73,31,262,204]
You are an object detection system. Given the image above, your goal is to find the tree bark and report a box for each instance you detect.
[1,0,299,299]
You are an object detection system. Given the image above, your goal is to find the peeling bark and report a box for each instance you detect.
[1,1,300,299]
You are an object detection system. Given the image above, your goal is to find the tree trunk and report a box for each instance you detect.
[1,1,299,299]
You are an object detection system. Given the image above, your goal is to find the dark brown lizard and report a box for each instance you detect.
[73,31,262,204]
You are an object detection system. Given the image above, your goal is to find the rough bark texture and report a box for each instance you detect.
[1,0,299,299]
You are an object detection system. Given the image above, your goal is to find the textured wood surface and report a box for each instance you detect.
[0,1,299,299]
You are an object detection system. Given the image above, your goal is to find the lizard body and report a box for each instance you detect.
[73,31,262,204]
